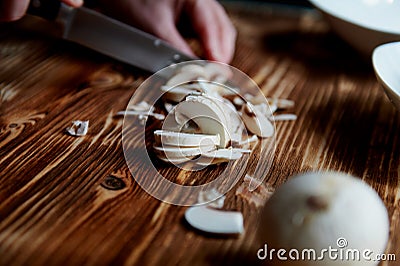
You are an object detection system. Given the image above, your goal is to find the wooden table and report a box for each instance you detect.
[1,3,399,265]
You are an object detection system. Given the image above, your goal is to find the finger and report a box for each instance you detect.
[151,14,196,57]
[185,0,237,63]
[62,0,84,8]
[0,0,29,21]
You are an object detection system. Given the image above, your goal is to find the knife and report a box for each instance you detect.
[27,0,195,72]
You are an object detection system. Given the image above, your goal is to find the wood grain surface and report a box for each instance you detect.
[1,3,399,266]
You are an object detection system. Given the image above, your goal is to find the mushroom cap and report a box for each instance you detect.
[260,172,389,266]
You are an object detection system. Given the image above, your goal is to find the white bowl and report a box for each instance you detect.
[309,0,400,55]
[372,41,400,110]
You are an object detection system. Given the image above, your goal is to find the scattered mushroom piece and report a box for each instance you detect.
[185,206,244,235]
[196,148,244,165]
[267,97,295,109]
[198,82,237,98]
[273,114,297,121]
[197,188,226,208]
[66,120,89,137]
[203,63,232,83]
[161,84,202,103]
[178,64,207,78]
[236,135,259,146]
[235,174,274,208]
[233,96,245,107]
[127,101,152,112]
[154,130,220,147]
[153,144,216,160]
[166,74,198,88]
[116,110,165,120]
[241,103,274,138]
[164,102,175,113]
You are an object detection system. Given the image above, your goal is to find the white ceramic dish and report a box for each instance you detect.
[309,0,400,55]
[372,41,400,110]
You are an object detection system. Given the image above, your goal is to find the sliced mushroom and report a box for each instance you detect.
[185,206,244,235]
[156,154,196,164]
[116,110,165,120]
[179,64,207,77]
[203,63,232,83]
[161,85,202,103]
[233,96,245,107]
[221,98,245,142]
[154,130,220,147]
[241,103,274,138]
[197,188,226,208]
[198,82,237,98]
[267,97,295,109]
[153,144,216,159]
[127,101,152,112]
[164,102,175,113]
[174,95,233,148]
[273,114,297,121]
[237,134,259,146]
[166,65,206,87]
[253,103,274,117]
[196,148,244,165]
[162,108,200,134]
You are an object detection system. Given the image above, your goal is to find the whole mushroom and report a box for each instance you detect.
[259,171,389,266]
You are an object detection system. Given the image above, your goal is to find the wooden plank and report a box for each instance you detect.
[0,4,399,266]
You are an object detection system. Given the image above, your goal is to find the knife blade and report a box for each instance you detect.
[27,0,195,72]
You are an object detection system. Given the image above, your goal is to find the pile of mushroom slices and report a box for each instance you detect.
[152,63,288,166]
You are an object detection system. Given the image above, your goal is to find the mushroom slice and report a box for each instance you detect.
[179,64,207,77]
[198,188,225,208]
[66,120,89,137]
[127,101,152,112]
[203,63,233,83]
[174,95,233,148]
[196,149,244,165]
[220,98,245,142]
[154,130,220,147]
[164,102,175,113]
[273,114,297,121]
[166,66,206,87]
[162,108,200,133]
[116,110,165,120]
[233,96,245,107]
[156,154,195,164]
[198,82,237,98]
[185,206,244,235]
[153,144,216,159]
[267,97,295,109]
[161,85,202,103]
[241,103,274,138]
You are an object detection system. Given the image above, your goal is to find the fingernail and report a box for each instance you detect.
[71,0,83,6]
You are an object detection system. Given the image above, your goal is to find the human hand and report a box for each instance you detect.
[0,0,83,22]
[97,0,237,63]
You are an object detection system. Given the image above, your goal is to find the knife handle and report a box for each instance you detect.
[27,0,61,20]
